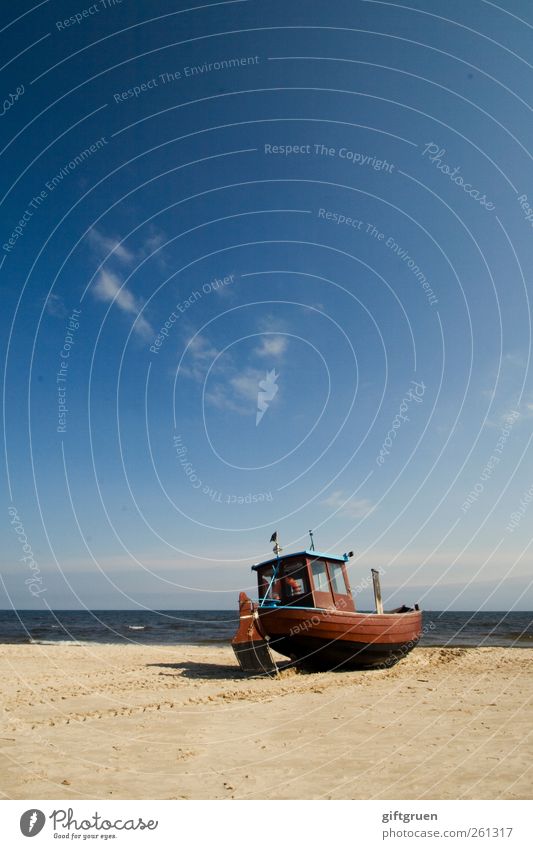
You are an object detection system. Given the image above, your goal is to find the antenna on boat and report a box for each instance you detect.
[308,529,315,551]
[270,530,282,556]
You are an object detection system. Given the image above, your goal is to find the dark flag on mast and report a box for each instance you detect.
[270,531,282,555]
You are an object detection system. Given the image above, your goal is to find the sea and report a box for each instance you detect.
[0,609,532,647]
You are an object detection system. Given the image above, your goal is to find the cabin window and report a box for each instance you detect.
[258,567,280,601]
[311,560,329,592]
[329,563,348,595]
[279,559,308,602]
[258,560,310,605]
[310,559,335,608]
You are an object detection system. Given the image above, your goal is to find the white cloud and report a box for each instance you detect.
[181,333,285,417]
[204,366,271,417]
[188,334,218,361]
[204,385,248,414]
[502,352,526,369]
[255,335,288,358]
[230,369,264,402]
[482,351,531,427]
[143,230,166,253]
[88,227,135,265]
[89,224,169,268]
[139,226,170,271]
[45,293,66,317]
[93,268,153,339]
[179,335,220,381]
[322,491,376,519]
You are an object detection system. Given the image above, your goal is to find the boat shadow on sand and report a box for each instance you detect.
[146,661,246,680]
[146,659,297,680]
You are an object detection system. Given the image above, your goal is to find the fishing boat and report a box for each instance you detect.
[232,532,422,674]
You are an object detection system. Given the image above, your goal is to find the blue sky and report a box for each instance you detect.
[2,0,533,611]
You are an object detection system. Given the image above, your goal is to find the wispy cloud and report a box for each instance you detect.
[482,351,532,426]
[206,366,268,416]
[139,224,169,270]
[88,227,155,339]
[230,369,264,402]
[93,268,153,339]
[142,229,166,254]
[88,227,135,265]
[255,335,288,358]
[205,384,247,414]
[45,293,67,317]
[322,491,376,519]
[178,334,220,381]
[188,334,218,362]
[181,331,285,417]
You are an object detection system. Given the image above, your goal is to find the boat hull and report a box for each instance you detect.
[257,605,422,670]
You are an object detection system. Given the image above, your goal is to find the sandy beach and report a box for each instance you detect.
[1,643,531,800]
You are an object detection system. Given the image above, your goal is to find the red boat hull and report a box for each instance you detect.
[257,605,423,670]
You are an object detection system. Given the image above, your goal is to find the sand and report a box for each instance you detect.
[1,643,531,800]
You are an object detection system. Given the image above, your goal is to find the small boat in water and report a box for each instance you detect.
[232,532,422,674]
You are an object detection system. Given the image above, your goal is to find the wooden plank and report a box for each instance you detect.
[371,569,384,615]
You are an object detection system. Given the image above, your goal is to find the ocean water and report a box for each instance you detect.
[0,609,531,647]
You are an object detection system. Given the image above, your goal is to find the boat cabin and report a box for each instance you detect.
[252,550,356,613]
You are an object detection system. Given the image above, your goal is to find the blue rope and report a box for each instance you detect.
[259,556,280,607]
